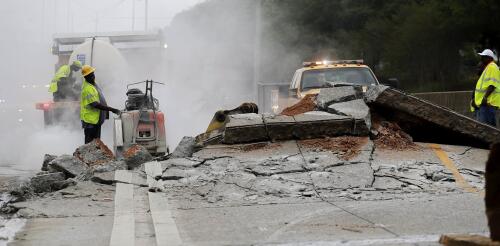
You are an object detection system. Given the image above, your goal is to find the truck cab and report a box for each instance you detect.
[289,60,380,98]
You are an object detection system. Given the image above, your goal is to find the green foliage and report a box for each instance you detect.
[262,0,500,92]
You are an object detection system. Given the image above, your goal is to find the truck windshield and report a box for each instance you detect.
[301,67,377,90]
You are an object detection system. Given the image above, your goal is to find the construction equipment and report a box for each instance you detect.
[206,102,259,133]
[36,30,165,127]
[113,80,168,157]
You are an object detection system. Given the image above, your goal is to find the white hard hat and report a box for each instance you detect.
[478,49,497,61]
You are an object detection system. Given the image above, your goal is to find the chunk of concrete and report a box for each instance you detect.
[328,99,371,135]
[41,154,57,171]
[91,172,115,185]
[93,160,127,173]
[316,87,362,110]
[293,112,354,139]
[48,155,89,178]
[171,136,198,158]
[30,172,74,193]
[73,139,115,167]
[123,144,153,169]
[223,114,268,144]
[367,86,500,147]
[311,163,374,189]
[263,114,296,142]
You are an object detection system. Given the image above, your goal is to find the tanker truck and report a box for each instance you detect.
[36,30,164,127]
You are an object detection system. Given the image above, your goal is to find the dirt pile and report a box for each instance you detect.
[280,94,317,116]
[373,121,418,150]
[299,136,369,160]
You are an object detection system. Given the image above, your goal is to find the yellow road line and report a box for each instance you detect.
[428,144,480,193]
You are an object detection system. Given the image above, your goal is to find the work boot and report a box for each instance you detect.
[486,143,500,241]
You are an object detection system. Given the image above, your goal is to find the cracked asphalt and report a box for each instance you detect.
[152,139,489,245]
[7,139,489,245]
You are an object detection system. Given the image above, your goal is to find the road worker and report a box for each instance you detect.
[471,49,500,127]
[49,60,82,101]
[80,65,121,144]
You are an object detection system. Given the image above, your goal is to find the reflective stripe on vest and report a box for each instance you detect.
[474,62,500,108]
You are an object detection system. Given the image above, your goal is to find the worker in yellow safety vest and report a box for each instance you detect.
[471,49,500,127]
[49,61,82,101]
[80,65,121,144]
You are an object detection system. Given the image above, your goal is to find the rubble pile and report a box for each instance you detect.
[3,140,155,207]
[372,120,417,150]
[280,94,317,116]
[299,136,368,160]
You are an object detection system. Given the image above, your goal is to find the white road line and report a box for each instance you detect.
[110,170,135,246]
[148,192,182,246]
[145,162,182,246]
[145,161,163,191]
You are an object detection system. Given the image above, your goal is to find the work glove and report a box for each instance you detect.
[470,100,479,110]
[111,108,121,115]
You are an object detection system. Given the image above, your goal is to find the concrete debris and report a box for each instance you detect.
[223,114,268,144]
[48,155,89,178]
[316,87,362,110]
[90,172,115,185]
[293,112,355,139]
[327,98,371,133]
[29,172,73,193]
[93,160,127,173]
[372,120,417,150]
[41,154,57,171]
[486,143,500,241]
[263,114,295,142]
[439,234,500,246]
[280,94,317,116]
[73,139,115,167]
[366,86,500,148]
[171,136,199,158]
[123,144,153,169]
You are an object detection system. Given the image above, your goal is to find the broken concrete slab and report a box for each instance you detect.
[171,136,199,158]
[293,112,355,139]
[29,172,74,193]
[90,172,115,185]
[123,144,153,170]
[328,99,371,135]
[263,114,296,142]
[48,155,89,178]
[311,163,374,189]
[223,114,268,144]
[41,154,57,171]
[93,160,127,173]
[367,86,500,148]
[160,158,202,169]
[73,139,115,167]
[316,87,362,110]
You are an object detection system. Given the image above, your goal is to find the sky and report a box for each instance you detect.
[0,0,203,84]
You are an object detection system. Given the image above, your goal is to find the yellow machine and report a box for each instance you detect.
[206,102,258,133]
[288,60,380,98]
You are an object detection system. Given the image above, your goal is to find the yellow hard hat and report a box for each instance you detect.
[81,65,95,77]
[71,60,82,68]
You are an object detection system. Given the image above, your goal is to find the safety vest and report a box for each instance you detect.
[80,80,100,124]
[474,61,500,109]
[48,65,71,93]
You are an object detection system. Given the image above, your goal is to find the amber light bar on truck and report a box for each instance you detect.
[303,59,364,67]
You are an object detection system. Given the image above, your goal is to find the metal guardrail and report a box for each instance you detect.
[411,91,474,118]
